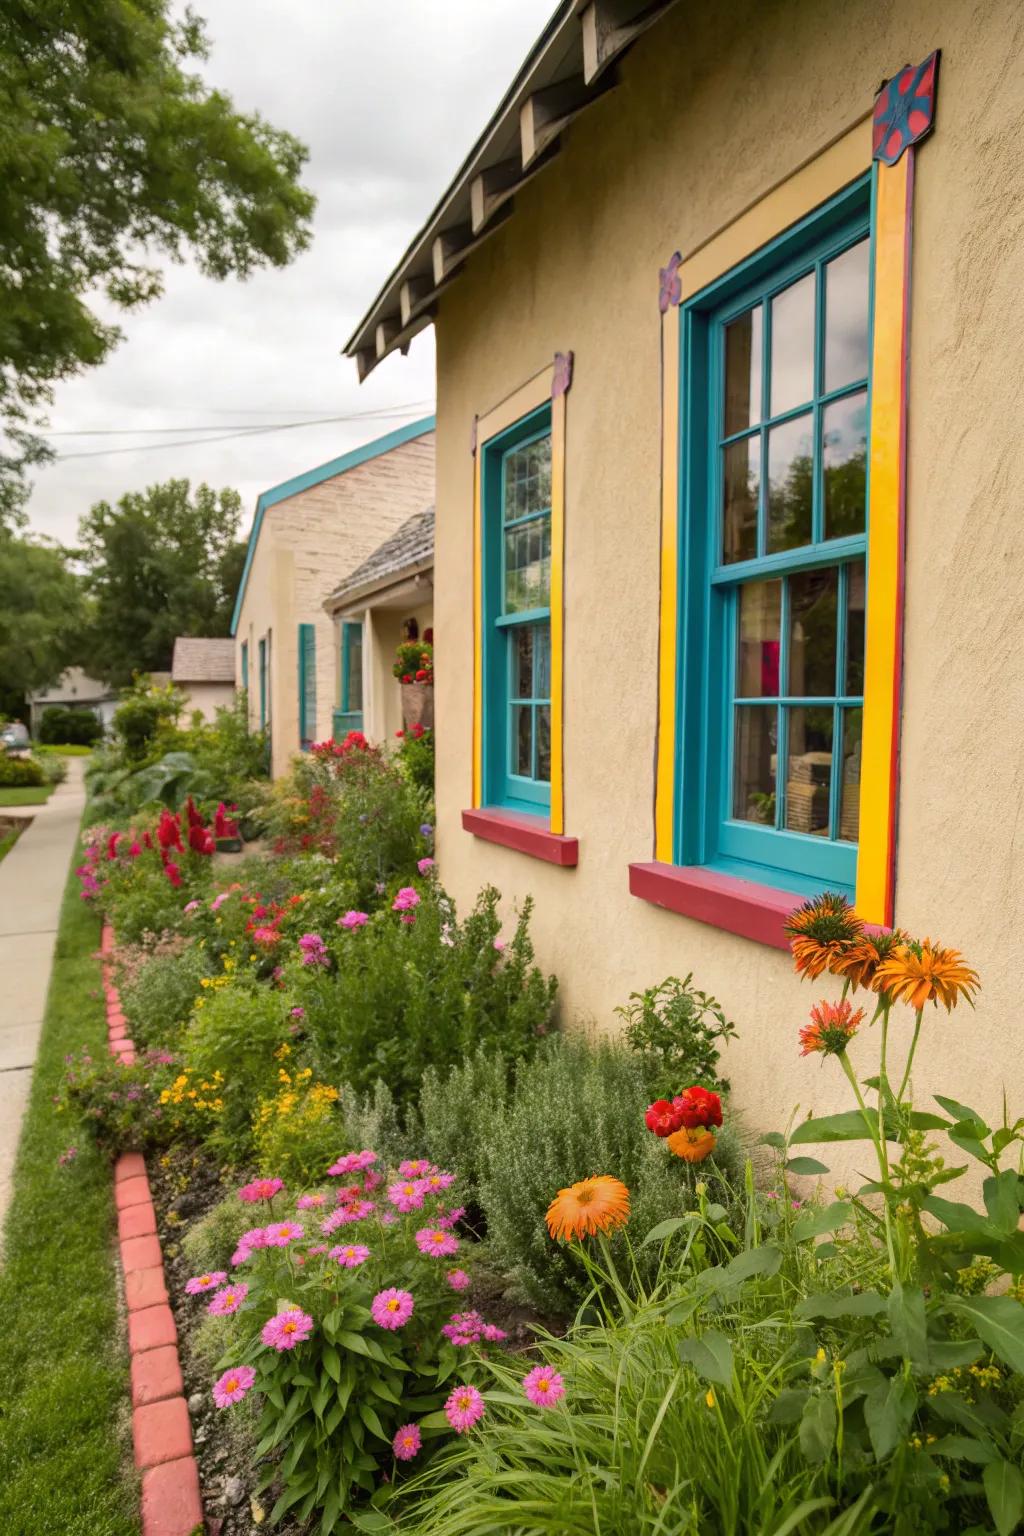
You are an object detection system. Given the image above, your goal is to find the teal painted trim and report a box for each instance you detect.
[333,707,364,737]
[258,638,267,730]
[230,414,435,635]
[298,623,316,749]
[674,175,871,897]
[341,621,363,728]
[240,640,248,697]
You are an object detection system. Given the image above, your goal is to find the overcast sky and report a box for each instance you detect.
[26,0,555,548]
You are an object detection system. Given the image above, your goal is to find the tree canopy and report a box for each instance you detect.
[0,0,315,522]
[78,479,246,686]
[0,533,86,717]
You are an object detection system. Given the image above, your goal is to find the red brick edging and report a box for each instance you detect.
[102,921,205,1536]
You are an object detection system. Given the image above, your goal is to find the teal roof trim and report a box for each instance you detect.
[230,414,435,635]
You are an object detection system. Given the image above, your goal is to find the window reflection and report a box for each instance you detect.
[823,391,868,539]
[733,705,777,825]
[725,306,762,435]
[825,239,870,393]
[784,706,833,835]
[722,436,760,563]
[788,568,838,697]
[737,580,781,697]
[767,415,813,552]
[770,272,815,415]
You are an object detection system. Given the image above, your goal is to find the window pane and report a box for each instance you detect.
[513,626,533,699]
[504,435,551,521]
[770,272,815,415]
[737,579,781,698]
[534,623,551,700]
[722,436,759,563]
[733,705,777,825]
[823,390,868,539]
[825,239,870,393]
[838,707,862,843]
[536,705,551,782]
[347,630,363,712]
[512,705,532,777]
[846,561,866,695]
[784,706,833,835]
[724,305,762,435]
[788,567,838,697]
[767,414,813,552]
[505,513,551,611]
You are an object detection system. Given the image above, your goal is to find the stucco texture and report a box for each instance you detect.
[430,0,1024,1151]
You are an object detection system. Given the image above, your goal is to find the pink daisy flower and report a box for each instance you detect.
[416,857,435,875]
[483,1324,507,1342]
[493,937,506,952]
[185,1271,226,1295]
[392,886,420,912]
[213,1365,255,1408]
[335,1182,362,1203]
[264,1221,304,1247]
[261,1309,314,1351]
[399,1159,432,1177]
[327,1150,377,1176]
[416,1227,459,1258]
[307,1244,328,1256]
[363,1171,383,1192]
[435,1205,466,1230]
[522,1365,566,1407]
[371,1288,414,1330]
[445,1383,485,1433]
[338,911,369,929]
[208,1282,249,1316]
[423,1170,456,1193]
[380,1211,397,1226]
[238,1178,284,1204]
[387,1180,426,1213]
[393,1422,422,1461]
[447,1269,471,1292]
[330,1243,370,1267]
[296,1192,326,1209]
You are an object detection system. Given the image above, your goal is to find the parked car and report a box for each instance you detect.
[1,721,30,751]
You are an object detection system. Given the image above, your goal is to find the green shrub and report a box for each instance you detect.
[417,1046,512,1210]
[112,676,185,760]
[101,845,214,944]
[252,1061,345,1183]
[0,754,45,786]
[477,1034,744,1313]
[181,978,295,1161]
[181,1192,248,1275]
[118,941,212,1049]
[394,723,435,798]
[36,752,68,785]
[35,741,95,756]
[616,973,737,1098]
[165,693,269,803]
[38,705,103,745]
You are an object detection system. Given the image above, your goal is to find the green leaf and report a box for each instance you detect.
[935,1095,990,1131]
[795,1290,886,1321]
[760,1132,788,1149]
[906,1111,955,1131]
[946,1128,993,1166]
[887,1283,929,1368]
[983,1170,1022,1234]
[769,1388,807,1425]
[722,1245,782,1284]
[677,1329,733,1387]
[322,1345,341,1384]
[336,1330,372,1357]
[792,1201,853,1242]
[864,1376,917,1460]
[928,1338,984,1369]
[949,1296,1024,1374]
[930,1435,994,1465]
[358,1402,388,1442]
[416,1410,451,1430]
[984,1458,1024,1536]
[799,1391,837,1463]
[349,1515,395,1533]
[641,1216,693,1248]
[922,1195,997,1238]
[791,1111,889,1145]
[786,1156,831,1176]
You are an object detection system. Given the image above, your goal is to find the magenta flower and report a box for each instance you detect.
[238,1178,284,1204]
[493,937,506,952]
[445,1383,485,1433]
[261,1309,314,1351]
[371,1288,415,1330]
[436,1205,466,1230]
[289,1006,305,1019]
[447,1269,471,1292]
[393,1422,422,1461]
[327,1150,377,1176]
[363,1170,383,1192]
[320,1201,374,1235]
[183,900,201,914]
[307,1244,328,1256]
[399,1158,432,1177]
[208,1282,249,1316]
[522,1365,566,1407]
[392,887,421,913]
[252,926,279,946]
[483,1323,507,1342]
[263,1221,304,1247]
[423,1170,455,1193]
[338,910,369,930]
[416,1227,459,1259]
[387,1180,426,1213]
[330,1243,370,1268]
[298,932,329,967]
[296,1192,326,1210]
[213,1364,256,1408]
[416,857,435,875]
[185,1271,227,1296]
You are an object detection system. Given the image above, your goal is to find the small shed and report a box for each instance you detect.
[171,637,236,724]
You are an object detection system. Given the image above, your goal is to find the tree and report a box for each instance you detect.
[0,534,86,717]
[0,2,315,523]
[78,480,245,686]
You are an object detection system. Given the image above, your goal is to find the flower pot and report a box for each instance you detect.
[215,836,243,854]
[401,682,434,730]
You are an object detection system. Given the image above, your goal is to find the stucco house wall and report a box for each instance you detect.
[428,0,1024,1143]
[180,681,236,725]
[233,428,435,777]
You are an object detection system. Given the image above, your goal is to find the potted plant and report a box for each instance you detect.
[393,640,434,730]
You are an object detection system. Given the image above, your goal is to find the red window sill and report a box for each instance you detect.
[628,861,794,950]
[462,808,579,867]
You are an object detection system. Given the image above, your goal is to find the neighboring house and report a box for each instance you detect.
[27,668,117,734]
[345,5,1024,1134]
[231,419,435,777]
[170,637,236,724]
[323,507,433,745]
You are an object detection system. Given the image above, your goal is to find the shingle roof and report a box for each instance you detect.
[171,637,236,683]
[327,506,434,605]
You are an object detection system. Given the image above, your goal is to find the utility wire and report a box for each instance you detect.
[52,407,434,463]
[42,400,434,435]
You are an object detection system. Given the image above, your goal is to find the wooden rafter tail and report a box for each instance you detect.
[469,143,561,235]
[580,0,678,85]
[519,74,616,170]
[399,277,432,327]
[374,318,401,360]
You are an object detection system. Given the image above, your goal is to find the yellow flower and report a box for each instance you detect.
[815,1348,827,1364]
[705,1389,715,1408]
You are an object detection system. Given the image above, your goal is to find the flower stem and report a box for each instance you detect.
[896,1011,923,1106]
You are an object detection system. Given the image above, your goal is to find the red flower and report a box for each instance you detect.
[165,861,182,888]
[142,830,153,851]
[185,796,203,829]
[157,809,183,853]
[214,802,238,839]
[396,729,405,739]
[645,1099,684,1138]
[106,831,121,861]
[402,673,413,684]
[188,823,214,855]
[411,723,425,739]
[672,1087,723,1130]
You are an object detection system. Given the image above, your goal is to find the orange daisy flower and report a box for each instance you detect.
[830,929,908,991]
[666,1126,716,1163]
[785,892,864,980]
[545,1176,630,1242]
[799,998,864,1056]
[873,940,979,1011]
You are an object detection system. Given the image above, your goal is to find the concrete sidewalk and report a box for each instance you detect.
[0,758,87,1240]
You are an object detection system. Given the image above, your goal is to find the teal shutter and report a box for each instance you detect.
[298,624,317,748]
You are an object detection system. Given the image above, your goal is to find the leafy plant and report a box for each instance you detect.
[616,973,736,1097]
[394,723,435,798]
[38,705,103,746]
[0,753,44,786]
[118,939,212,1049]
[393,639,433,684]
[182,976,296,1161]
[111,677,184,760]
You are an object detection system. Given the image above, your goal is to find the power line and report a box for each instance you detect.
[41,400,434,435]
[51,407,434,463]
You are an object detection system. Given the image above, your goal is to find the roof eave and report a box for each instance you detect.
[323,555,434,616]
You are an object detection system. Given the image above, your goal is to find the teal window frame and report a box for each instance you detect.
[298,623,316,749]
[481,403,553,816]
[240,640,249,700]
[258,637,267,730]
[676,176,873,899]
[335,620,364,735]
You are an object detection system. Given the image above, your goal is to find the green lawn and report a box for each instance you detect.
[0,834,139,1535]
[0,827,21,864]
[0,783,55,806]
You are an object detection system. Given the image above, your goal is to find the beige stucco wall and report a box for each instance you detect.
[181,681,236,725]
[430,0,1024,1151]
[233,434,435,776]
